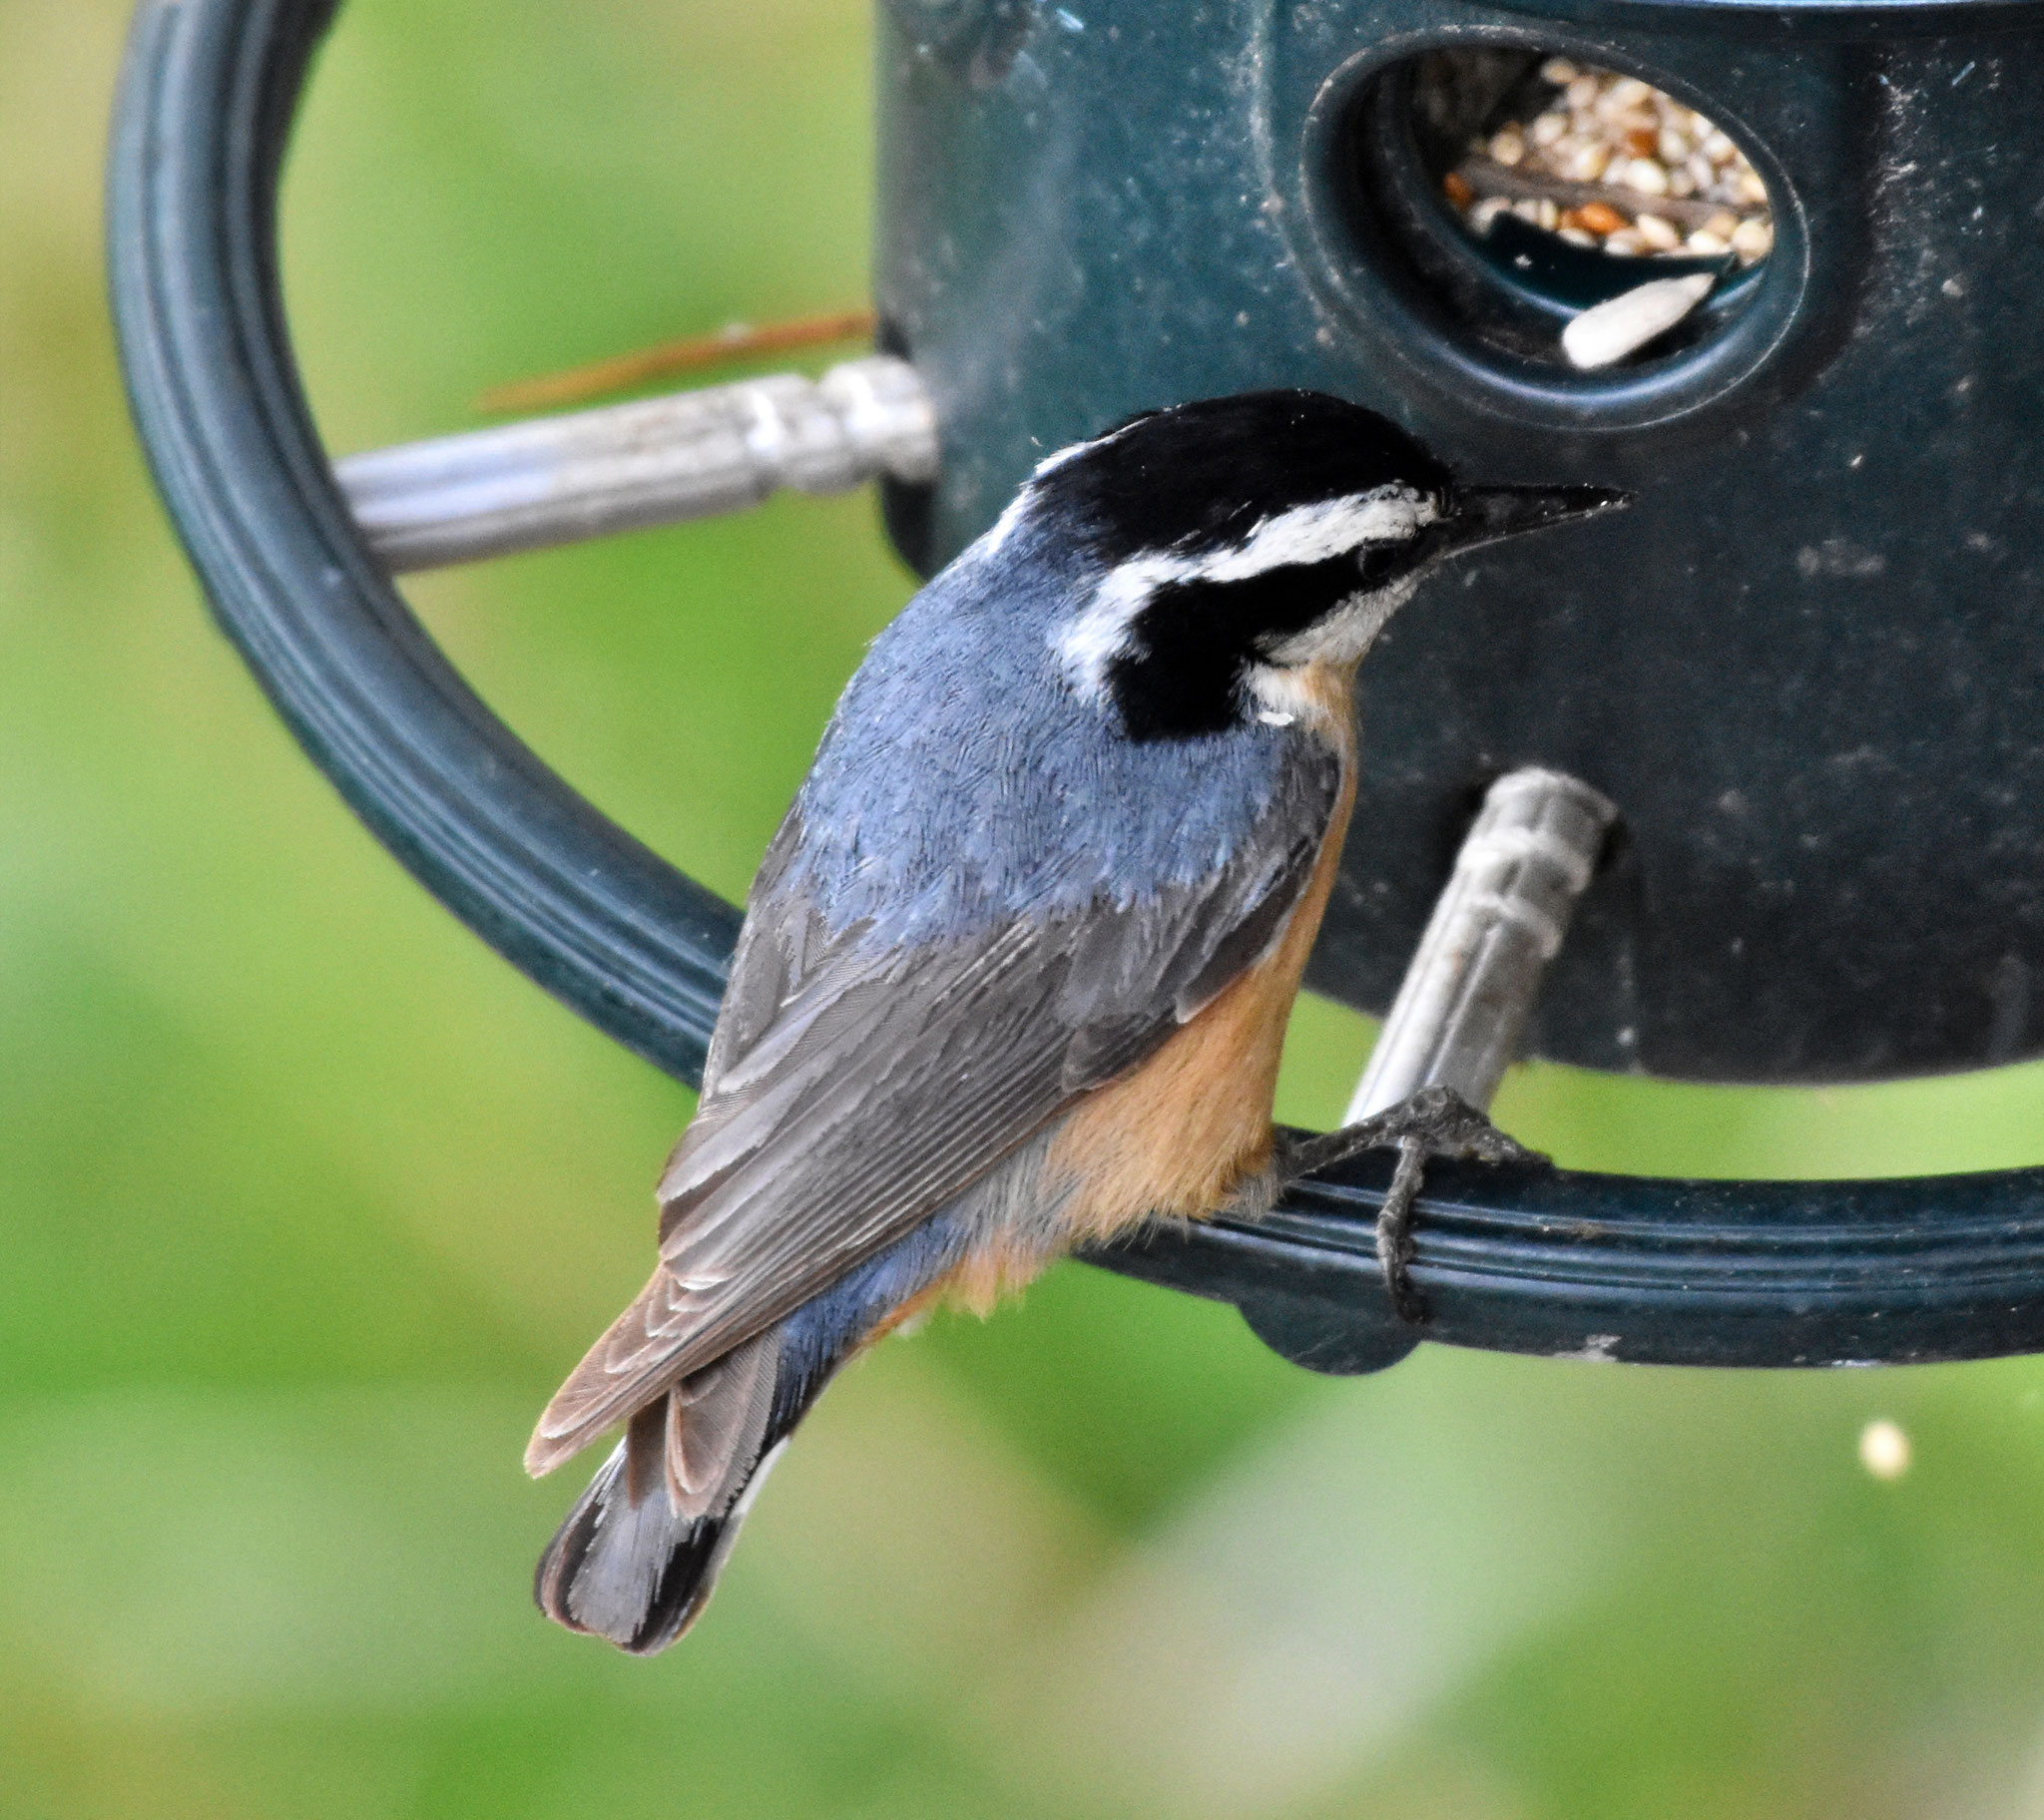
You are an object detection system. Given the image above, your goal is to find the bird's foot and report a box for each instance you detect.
[1282,1085,1542,1177]
[1280,1086,1547,1325]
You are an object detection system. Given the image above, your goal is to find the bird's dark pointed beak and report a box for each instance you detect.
[1431,483,1630,559]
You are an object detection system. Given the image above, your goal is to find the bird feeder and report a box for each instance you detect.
[110,0,2044,1379]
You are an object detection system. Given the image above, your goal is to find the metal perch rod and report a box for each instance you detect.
[1349,768,1617,1122]
[334,355,938,573]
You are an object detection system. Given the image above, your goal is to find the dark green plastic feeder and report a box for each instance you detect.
[108,0,2044,1377]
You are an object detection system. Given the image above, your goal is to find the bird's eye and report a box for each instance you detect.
[1354,543,1407,589]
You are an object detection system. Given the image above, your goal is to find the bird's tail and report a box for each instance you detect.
[533,1328,794,1653]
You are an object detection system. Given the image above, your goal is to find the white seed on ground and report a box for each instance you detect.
[1566,74,1601,112]
[1470,195,1512,232]
[1634,212,1681,250]
[1490,126,1526,166]
[1541,56,1579,84]
[1558,227,1598,246]
[1685,229,1730,254]
[1603,229,1645,255]
[1513,197,1543,224]
[1705,210,1741,239]
[1532,110,1567,148]
[1562,269,1717,369]
[1658,125,1691,165]
[1667,167,1697,199]
[1858,1419,1911,1480]
[1608,77,1654,110]
[1703,130,1738,165]
[1737,169,1770,206]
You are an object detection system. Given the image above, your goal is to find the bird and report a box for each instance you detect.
[524,389,1625,1652]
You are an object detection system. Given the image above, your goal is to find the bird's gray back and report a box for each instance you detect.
[784,521,1329,947]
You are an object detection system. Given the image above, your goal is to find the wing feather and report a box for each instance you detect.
[531,742,1340,1464]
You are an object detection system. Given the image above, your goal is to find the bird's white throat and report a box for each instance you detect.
[1259,570,1422,669]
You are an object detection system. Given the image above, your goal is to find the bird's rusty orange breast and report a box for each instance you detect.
[932,663,1360,1318]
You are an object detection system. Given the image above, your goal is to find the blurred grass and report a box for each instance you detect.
[8,0,2044,1816]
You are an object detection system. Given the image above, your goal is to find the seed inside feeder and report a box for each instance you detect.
[1432,58,1775,268]
[1562,270,1717,369]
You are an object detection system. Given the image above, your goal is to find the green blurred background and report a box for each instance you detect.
[11,1,2044,1814]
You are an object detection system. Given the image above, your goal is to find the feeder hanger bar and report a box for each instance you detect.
[335,356,938,573]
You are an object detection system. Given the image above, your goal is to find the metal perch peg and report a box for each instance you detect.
[1347,768,1618,1123]
[333,354,939,573]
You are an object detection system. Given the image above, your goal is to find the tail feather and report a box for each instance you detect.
[530,1182,984,1651]
[532,1331,790,1652]
[667,1331,776,1518]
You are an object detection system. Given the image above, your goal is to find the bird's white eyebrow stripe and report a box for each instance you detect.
[1052,486,1436,696]
[1193,487,1435,582]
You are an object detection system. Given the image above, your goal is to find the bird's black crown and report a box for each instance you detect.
[1031,390,1452,567]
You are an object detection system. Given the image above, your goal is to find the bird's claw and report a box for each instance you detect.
[1280,1086,1547,1325]
[1281,1084,1543,1176]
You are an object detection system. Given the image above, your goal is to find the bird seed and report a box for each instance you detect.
[1442,63,1775,266]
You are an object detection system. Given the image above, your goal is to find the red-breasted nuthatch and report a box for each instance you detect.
[525,390,1624,1651]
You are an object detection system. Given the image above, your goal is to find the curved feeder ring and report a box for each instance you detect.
[109,0,2044,1380]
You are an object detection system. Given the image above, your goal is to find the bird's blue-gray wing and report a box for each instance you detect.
[528,745,1339,1470]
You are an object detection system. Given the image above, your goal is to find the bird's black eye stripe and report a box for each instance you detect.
[1106,553,1368,741]
[1353,542,1406,590]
